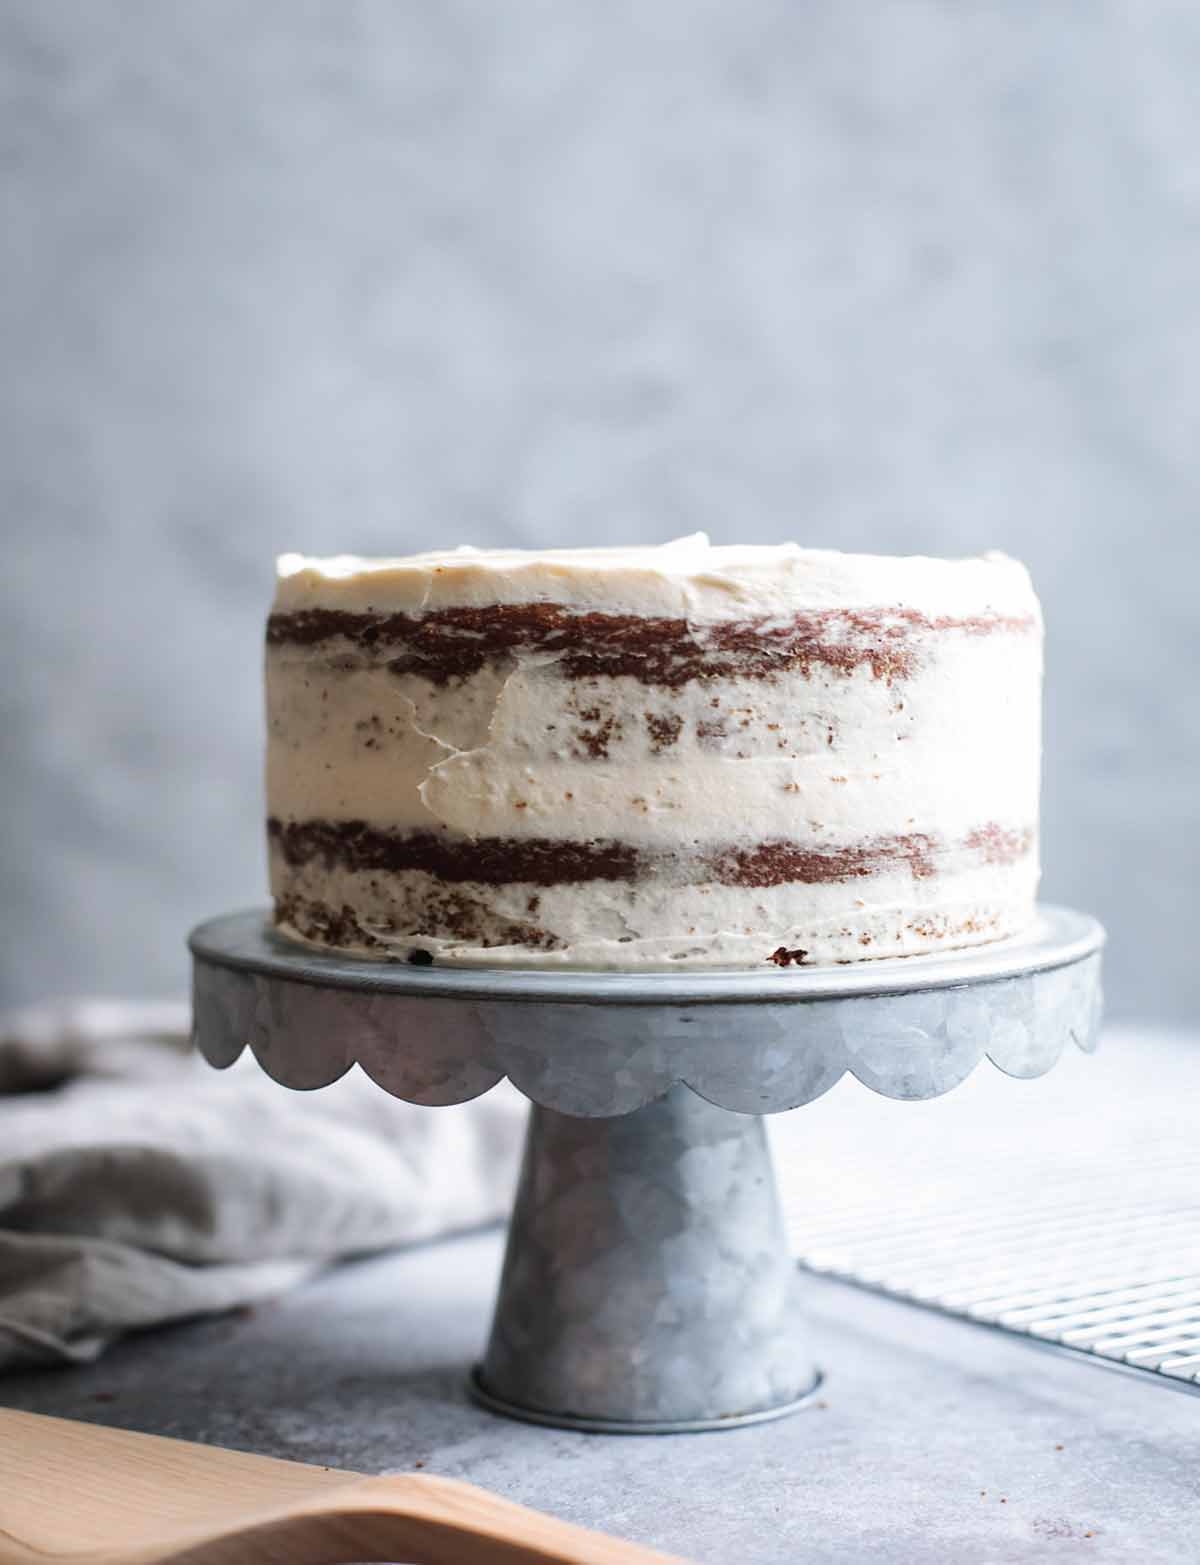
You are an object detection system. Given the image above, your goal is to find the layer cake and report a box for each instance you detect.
[265,535,1042,967]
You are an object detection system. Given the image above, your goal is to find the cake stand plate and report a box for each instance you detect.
[189,905,1103,1433]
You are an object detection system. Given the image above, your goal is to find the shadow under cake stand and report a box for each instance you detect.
[189,904,1103,1435]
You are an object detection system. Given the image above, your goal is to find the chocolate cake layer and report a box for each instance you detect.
[274,890,561,954]
[266,603,1037,687]
[267,817,1035,888]
[268,819,639,886]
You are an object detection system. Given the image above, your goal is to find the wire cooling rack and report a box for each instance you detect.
[771,1027,1200,1395]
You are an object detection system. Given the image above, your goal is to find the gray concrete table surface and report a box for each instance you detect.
[3,1226,1196,1564]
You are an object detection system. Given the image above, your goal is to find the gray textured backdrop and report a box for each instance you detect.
[3,1,1197,1022]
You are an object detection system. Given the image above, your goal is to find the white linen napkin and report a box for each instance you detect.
[0,999,525,1371]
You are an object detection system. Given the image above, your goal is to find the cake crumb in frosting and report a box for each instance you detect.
[768,946,809,967]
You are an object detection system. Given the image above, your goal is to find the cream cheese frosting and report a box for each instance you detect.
[265,534,1042,968]
[274,534,1036,620]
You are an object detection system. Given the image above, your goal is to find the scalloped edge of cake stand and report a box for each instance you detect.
[190,905,1104,1117]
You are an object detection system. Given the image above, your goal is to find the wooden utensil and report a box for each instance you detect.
[0,1409,687,1564]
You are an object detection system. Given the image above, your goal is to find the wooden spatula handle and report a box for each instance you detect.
[145,1473,686,1565]
[0,1410,690,1565]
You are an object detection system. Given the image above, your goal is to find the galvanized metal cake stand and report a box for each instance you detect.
[188,904,1103,1435]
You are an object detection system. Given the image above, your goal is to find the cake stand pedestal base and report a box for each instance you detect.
[472,1086,819,1433]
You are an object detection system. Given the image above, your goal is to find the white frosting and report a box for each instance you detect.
[267,648,1039,846]
[274,533,1039,623]
[266,536,1042,968]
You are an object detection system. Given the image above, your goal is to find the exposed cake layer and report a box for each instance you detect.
[266,601,1036,686]
[267,819,1035,887]
[265,535,1043,968]
[269,838,1037,967]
